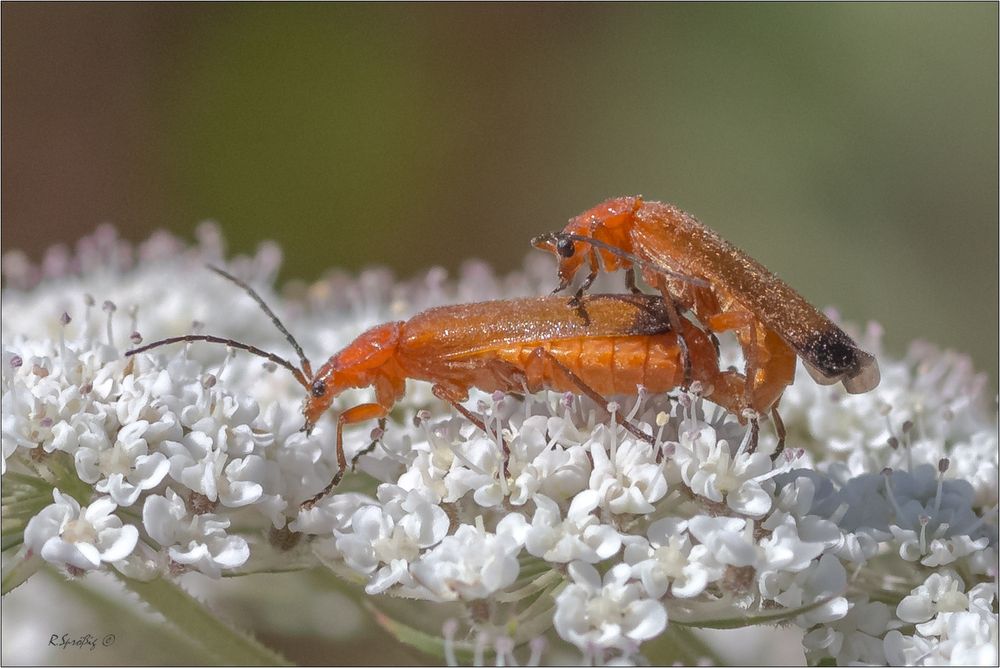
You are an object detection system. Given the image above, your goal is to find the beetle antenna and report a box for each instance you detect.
[533,232,710,289]
[125,334,310,389]
[206,265,314,378]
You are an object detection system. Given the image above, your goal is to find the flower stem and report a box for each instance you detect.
[117,573,292,666]
[644,623,724,666]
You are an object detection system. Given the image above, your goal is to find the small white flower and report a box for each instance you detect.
[882,465,992,566]
[142,488,249,577]
[817,471,895,534]
[24,490,137,571]
[265,406,337,507]
[510,416,591,505]
[161,431,225,497]
[673,422,777,517]
[115,373,156,425]
[553,561,667,652]
[588,427,667,515]
[767,474,851,563]
[73,420,169,506]
[886,583,999,666]
[686,515,759,567]
[2,349,95,458]
[897,571,971,626]
[948,430,999,508]
[440,413,594,508]
[624,518,721,599]
[802,596,891,666]
[441,432,508,508]
[883,629,938,666]
[940,609,998,665]
[759,515,828,574]
[524,492,621,563]
[759,553,849,626]
[411,514,527,601]
[112,541,167,581]
[334,486,449,594]
[290,491,375,536]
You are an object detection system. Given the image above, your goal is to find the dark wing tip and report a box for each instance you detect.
[842,352,880,394]
[803,349,880,393]
[802,329,880,394]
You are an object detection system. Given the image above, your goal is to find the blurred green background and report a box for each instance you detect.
[3,4,996,371]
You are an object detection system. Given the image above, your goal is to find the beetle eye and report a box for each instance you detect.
[310,379,327,398]
[556,238,575,258]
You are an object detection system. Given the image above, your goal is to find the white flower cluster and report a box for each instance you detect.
[2,226,997,665]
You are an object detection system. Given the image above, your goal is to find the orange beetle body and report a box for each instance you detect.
[130,288,753,503]
[535,196,880,419]
[303,294,748,479]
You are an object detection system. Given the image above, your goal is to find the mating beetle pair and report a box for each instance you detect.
[127,197,880,506]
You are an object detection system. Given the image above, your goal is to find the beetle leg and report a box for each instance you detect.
[709,331,722,358]
[745,415,760,454]
[705,310,759,405]
[746,320,760,401]
[648,276,693,388]
[350,417,388,473]
[551,276,571,295]
[770,406,786,459]
[302,402,390,508]
[432,384,511,478]
[582,249,601,292]
[706,369,752,419]
[624,267,643,294]
[665,300,693,388]
[569,249,601,307]
[525,346,654,447]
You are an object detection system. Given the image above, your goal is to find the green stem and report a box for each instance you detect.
[117,573,292,666]
[1,548,42,595]
[46,567,208,662]
[644,624,725,666]
[495,569,561,603]
[2,471,55,492]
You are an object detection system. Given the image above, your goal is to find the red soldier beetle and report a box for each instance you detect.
[533,196,881,446]
[126,266,755,505]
